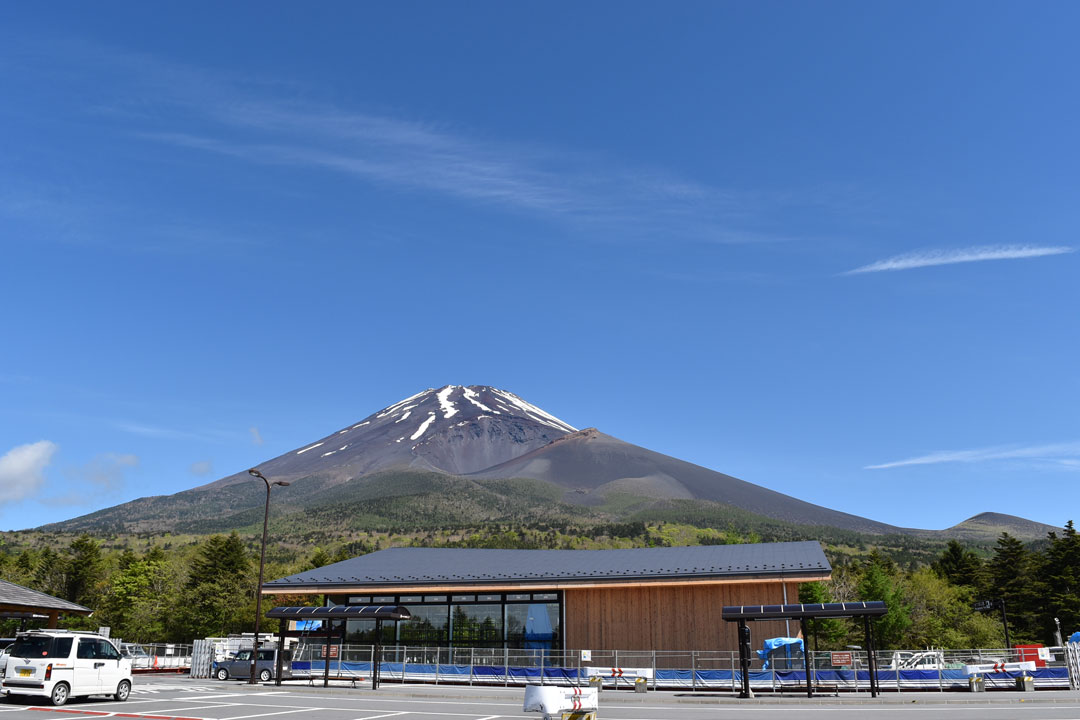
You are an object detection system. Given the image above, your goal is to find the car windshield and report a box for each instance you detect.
[10,636,70,658]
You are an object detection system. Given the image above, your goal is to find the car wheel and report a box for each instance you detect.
[216,668,229,681]
[50,683,70,707]
[114,680,131,702]
[258,669,272,682]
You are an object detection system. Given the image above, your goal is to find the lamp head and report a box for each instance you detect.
[248,468,267,481]
[274,481,290,487]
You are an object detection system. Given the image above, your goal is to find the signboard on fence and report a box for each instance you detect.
[830,651,853,666]
[580,650,591,662]
[319,645,340,659]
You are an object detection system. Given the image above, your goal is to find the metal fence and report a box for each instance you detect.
[285,642,1074,691]
[120,642,194,671]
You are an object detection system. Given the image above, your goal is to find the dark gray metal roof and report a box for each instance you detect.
[0,579,92,615]
[265,542,830,590]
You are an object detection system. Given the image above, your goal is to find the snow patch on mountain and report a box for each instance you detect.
[463,386,496,413]
[411,412,437,440]
[437,386,459,419]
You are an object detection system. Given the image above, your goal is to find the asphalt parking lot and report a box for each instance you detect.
[4,675,1080,720]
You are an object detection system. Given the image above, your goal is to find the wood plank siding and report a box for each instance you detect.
[564,580,799,652]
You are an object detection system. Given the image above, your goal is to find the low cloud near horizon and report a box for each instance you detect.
[0,440,58,502]
[845,245,1074,275]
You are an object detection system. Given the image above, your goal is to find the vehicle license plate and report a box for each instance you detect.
[17,668,31,677]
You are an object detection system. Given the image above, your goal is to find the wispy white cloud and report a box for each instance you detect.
[866,440,1080,470]
[250,427,264,446]
[845,245,1074,275]
[43,453,139,508]
[190,460,213,476]
[0,39,853,245]
[0,441,57,502]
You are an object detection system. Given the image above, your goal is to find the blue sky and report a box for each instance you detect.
[2,2,1077,532]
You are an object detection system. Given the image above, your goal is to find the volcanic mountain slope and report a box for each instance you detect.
[39,385,1058,540]
[471,428,900,534]
[209,385,577,487]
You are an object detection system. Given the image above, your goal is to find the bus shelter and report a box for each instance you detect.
[722,601,888,698]
[266,605,411,689]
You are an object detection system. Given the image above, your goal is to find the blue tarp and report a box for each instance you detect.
[1069,631,1080,644]
[758,637,804,670]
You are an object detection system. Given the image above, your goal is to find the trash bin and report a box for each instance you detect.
[588,677,603,693]
[968,676,984,693]
[634,677,647,693]
[1015,675,1034,692]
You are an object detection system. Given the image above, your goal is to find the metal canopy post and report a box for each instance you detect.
[738,620,751,699]
[373,619,383,690]
[863,616,878,698]
[275,622,286,686]
[801,618,812,698]
[323,625,332,688]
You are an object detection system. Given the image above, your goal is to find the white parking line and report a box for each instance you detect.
[219,709,319,720]
[351,712,409,720]
[474,715,503,720]
[140,704,245,715]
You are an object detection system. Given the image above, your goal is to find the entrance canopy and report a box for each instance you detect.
[266,605,411,621]
[722,601,887,621]
[265,605,412,690]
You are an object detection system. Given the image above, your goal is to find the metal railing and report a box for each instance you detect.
[120,642,194,671]
[282,642,1074,691]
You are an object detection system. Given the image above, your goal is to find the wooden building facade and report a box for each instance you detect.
[263,542,830,653]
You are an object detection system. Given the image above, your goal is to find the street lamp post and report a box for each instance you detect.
[247,468,290,684]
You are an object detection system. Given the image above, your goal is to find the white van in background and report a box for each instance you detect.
[0,630,132,706]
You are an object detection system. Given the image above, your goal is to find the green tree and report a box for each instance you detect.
[857,556,910,649]
[932,540,985,589]
[65,535,105,607]
[986,532,1040,644]
[106,548,176,641]
[1039,521,1080,642]
[903,568,1003,649]
[307,547,332,570]
[798,581,848,649]
[171,533,253,640]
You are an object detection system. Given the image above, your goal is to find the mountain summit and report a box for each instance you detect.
[214,385,577,486]
[39,384,1058,541]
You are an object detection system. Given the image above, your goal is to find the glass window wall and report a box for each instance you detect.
[328,591,562,650]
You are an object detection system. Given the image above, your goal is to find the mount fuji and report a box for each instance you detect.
[41,385,1054,540]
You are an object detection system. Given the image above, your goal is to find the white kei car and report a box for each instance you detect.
[1,630,132,706]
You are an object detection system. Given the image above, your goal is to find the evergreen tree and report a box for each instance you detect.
[986,532,1040,644]
[857,556,910,649]
[65,535,105,607]
[172,533,253,640]
[307,547,332,570]
[932,540,985,588]
[1040,521,1080,641]
[798,581,848,649]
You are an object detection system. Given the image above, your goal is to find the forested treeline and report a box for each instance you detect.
[1,522,1076,648]
[804,523,1080,649]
